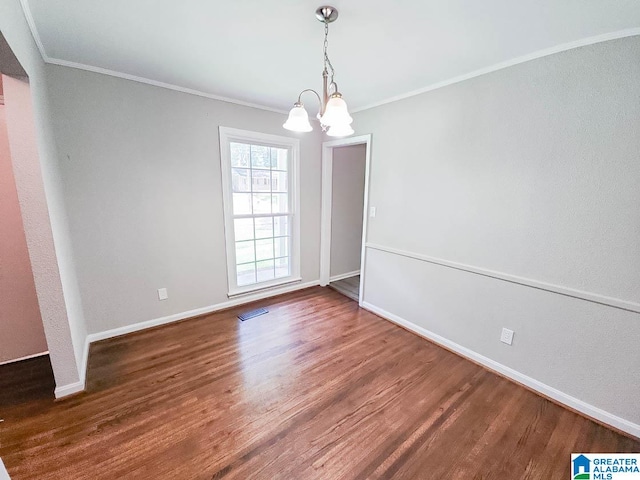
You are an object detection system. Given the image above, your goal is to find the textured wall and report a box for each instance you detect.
[330,144,366,277]
[0,103,47,363]
[2,75,82,387]
[358,38,640,303]
[44,64,322,335]
[0,0,84,389]
[355,36,640,426]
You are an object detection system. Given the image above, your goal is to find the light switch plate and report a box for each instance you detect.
[158,288,168,301]
[369,206,376,218]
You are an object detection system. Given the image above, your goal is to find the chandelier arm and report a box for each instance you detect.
[297,88,322,106]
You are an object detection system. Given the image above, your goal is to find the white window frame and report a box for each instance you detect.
[219,126,301,297]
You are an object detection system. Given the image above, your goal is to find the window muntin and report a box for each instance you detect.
[219,128,300,295]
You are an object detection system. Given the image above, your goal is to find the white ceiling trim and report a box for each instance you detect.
[18,0,288,115]
[44,57,290,114]
[351,27,640,114]
[19,0,640,116]
[18,0,46,61]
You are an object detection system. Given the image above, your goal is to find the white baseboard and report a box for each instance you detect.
[329,270,360,283]
[53,280,320,399]
[54,380,84,398]
[86,280,320,344]
[0,351,48,366]
[361,301,640,439]
[54,335,91,400]
[77,334,90,393]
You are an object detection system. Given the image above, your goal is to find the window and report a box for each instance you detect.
[219,127,300,296]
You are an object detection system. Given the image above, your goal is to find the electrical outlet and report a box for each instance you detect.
[369,206,376,218]
[158,288,168,301]
[500,328,514,345]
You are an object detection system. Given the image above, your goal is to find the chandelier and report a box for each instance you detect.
[283,6,354,137]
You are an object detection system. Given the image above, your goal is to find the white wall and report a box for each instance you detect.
[330,144,366,278]
[355,36,640,432]
[43,64,322,336]
[0,0,85,391]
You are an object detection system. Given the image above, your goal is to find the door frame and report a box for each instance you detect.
[320,134,372,306]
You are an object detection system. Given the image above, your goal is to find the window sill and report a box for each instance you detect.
[227,276,302,298]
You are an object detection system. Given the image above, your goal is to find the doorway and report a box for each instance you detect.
[0,74,50,366]
[320,134,372,304]
[0,32,78,398]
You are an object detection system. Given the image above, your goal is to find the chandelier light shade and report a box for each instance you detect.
[326,123,355,137]
[319,93,353,127]
[282,103,313,132]
[283,6,354,137]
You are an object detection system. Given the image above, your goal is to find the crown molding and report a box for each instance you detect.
[351,28,640,113]
[19,0,47,61]
[19,0,640,117]
[19,0,288,115]
[44,57,289,114]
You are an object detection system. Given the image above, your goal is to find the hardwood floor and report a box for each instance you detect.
[1,287,637,479]
[330,275,360,301]
[0,355,54,409]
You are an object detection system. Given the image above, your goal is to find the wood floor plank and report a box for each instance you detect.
[329,275,360,301]
[0,286,637,479]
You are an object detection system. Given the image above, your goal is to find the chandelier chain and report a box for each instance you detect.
[323,20,336,86]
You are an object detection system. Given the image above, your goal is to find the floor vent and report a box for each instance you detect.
[238,308,269,322]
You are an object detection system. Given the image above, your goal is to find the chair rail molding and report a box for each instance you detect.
[365,243,640,314]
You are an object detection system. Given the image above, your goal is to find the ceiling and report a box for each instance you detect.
[1,32,27,77]
[23,0,640,112]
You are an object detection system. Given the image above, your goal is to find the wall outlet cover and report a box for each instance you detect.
[158,288,168,301]
[500,328,514,345]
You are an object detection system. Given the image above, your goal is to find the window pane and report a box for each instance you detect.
[224,135,296,292]
[251,145,271,169]
[235,241,255,264]
[272,193,289,214]
[274,236,289,258]
[254,217,273,239]
[272,171,288,193]
[231,142,250,167]
[257,260,275,282]
[275,257,289,278]
[234,218,254,241]
[252,193,271,214]
[274,216,289,237]
[271,148,288,170]
[232,168,251,192]
[237,262,256,286]
[251,170,271,192]
[255,238,274,261]
[233,193,252,215]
